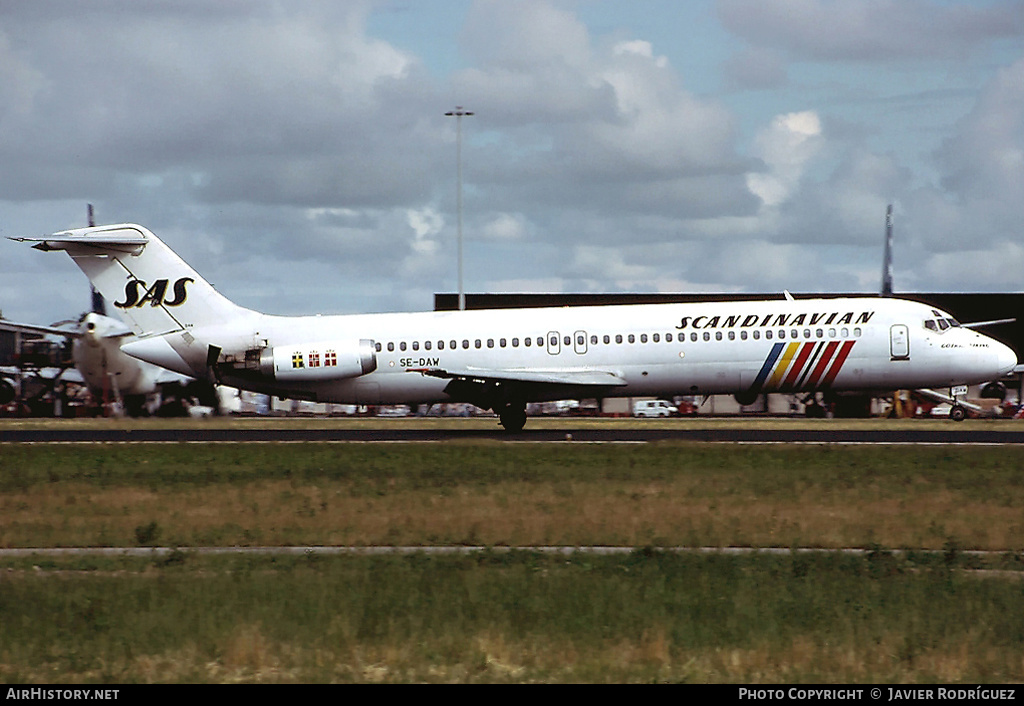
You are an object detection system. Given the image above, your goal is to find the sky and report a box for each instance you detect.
[1,0,1023,326]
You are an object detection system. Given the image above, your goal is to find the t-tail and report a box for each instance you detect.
[9,224,257,377]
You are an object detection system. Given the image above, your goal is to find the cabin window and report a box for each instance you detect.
[451,340,457,349]
[578,334,586,346]
[740,331,748,340]
[803,329,810,339]
[412,341,419,351]
[499,338,506,348]
[603,335,611,344]
[815,329,823,338]
[666,333,673,342]
[590,335,598,345]
[652,333,660,343]
[463,340,470,349]
[703,332,710,341]
[375,342,382,352]
[766,330,773,340]
[828,329,836,338]
[425,341,432,351]
[524,337,531,347]
[563,335,571,346]
[728,331,735,341]
[841,328,849,338]
[487,339,494,348]
[387,342,395,352]
[628,334,636,344]
[853,328,862,337]
[616,334,623,344]
[400,342,407,352]
[640,334,647,343]
[715,331,723,341]
[536,337,544,347]
[779,330,786,339]
[511,338,518,347]
[691,332,698,342]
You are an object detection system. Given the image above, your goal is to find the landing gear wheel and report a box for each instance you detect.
[949,404,967,422]
[498,404,527,433]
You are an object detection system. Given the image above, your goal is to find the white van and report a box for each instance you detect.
[632,400,678,418]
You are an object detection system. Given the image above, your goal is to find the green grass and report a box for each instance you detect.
[1,551,1023,683]
[3,440,1024,682]
[2,442,1024,549]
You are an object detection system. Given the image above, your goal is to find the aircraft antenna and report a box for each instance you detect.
[881,204,894,297]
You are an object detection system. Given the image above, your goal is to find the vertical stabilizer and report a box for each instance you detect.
[13,224,254,338]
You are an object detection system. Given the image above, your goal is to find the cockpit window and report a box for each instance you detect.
[925,315,961,333]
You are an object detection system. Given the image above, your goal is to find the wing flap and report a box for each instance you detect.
[408,366,627,387]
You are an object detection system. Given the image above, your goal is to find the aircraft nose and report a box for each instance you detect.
[996,340,1018,376]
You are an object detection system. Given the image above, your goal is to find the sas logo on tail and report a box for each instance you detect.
[114,277,193,309]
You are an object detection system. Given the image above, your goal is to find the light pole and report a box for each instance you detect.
[445,106,474,311]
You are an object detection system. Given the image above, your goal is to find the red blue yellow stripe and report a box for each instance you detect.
[748,340,855,395]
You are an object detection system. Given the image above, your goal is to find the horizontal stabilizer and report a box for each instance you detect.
[10,225,150,254]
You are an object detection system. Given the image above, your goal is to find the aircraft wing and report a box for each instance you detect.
[154,368,194,386]
[408,366,628,388]
[962,318,1016,330]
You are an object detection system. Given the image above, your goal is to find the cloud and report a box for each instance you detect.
[0,1,436,208]
[2,0,1023,327]
[718,0,1024,62]
[747,111,823,207]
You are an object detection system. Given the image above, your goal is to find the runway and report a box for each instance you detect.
[3,420,1024,444]
[0,545,1010,559]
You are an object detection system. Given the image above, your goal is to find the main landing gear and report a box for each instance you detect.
[497,402,527,433]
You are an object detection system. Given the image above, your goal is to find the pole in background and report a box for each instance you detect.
[881,204,894,297]
[445,106,474,311]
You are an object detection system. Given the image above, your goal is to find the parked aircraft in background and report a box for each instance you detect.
[0,308,214,416]
[11,223,1017,430]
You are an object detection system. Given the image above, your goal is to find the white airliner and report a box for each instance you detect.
[11,223,1018,430]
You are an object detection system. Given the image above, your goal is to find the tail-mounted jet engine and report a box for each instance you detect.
[251,339,377,381]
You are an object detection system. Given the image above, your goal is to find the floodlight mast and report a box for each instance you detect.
[445,106,474,311]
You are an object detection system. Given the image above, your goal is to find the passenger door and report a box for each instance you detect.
[890,324,910,360]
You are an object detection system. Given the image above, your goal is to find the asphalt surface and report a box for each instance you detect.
[3,424,1024,444]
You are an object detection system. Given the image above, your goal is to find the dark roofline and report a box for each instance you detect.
[434,292,1024,355]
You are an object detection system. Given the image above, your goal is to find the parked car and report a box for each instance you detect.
[632,400,678,418]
